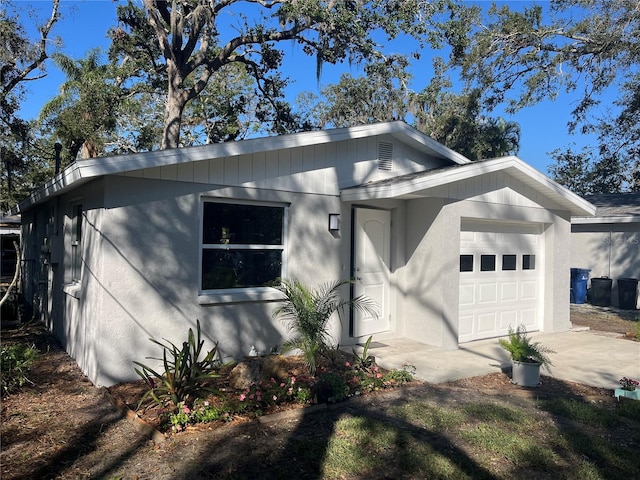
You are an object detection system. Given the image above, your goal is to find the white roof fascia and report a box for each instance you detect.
[77,121,470,178]
[341,156,597,217]
[13,122,470,213]
[13,163,84,214]
[572,215,640,225]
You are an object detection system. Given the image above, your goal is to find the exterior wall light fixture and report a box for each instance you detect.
[328,213,341,233]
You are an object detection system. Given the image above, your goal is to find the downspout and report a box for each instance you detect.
[54,142,62,175]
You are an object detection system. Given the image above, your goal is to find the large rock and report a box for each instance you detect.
[228,355,291,390]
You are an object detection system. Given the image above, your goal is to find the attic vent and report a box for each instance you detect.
[378,142,393,171]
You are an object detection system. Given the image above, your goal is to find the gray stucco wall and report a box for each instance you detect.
[571,223,640,308]
[83,176,346,386]
[400,198,572,349]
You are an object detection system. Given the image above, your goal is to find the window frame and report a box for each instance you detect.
[71,203,83,283]
[198,198,288,304]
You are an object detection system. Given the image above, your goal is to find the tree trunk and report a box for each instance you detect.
[162,61,187,150]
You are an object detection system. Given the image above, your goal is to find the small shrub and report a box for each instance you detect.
[352,335,375,372]
[166,399,224,433]
[499,324,554,371]
[386,364,416,384]
[133,320,220,408]
[1,343,39,396]
[313,371,349,403]
[236,375,314,413]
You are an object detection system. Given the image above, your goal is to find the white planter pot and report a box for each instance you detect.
[511,360,541,387]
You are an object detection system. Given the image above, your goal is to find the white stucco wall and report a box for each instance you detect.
[399,194,573,350]
[80,176,347,386]
[571,223,640,308]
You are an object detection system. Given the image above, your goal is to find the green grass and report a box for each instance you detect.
[308,397,640,479]
[538,398,620,427]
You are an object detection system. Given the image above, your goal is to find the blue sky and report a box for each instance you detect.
[16,0,602,174]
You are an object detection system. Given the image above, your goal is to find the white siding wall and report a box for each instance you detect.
[121,135,443,195]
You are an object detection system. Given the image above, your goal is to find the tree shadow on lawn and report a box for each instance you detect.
[172,391,500,480]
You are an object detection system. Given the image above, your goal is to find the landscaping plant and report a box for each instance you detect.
[133,319,220,408]
[1,343,39,396]
[499,325,555,371]
[272,278,378,376]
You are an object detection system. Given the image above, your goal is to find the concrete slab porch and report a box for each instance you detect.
[353,330,640,390]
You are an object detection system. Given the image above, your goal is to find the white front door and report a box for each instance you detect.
[353,208,391,337]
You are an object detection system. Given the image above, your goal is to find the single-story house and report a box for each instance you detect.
[571,193,640,308]
[13,121,596,387]
[1,214,20,280]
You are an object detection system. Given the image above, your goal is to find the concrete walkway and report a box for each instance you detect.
[360,329,640,390]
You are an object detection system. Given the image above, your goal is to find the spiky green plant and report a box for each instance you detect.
[499,325,555,371]
[133,320,220,408]
[272,278,378,376]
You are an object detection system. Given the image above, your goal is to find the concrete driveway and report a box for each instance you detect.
[362,329,640,390]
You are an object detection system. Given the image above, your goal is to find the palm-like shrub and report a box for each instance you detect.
[498,325,555,371]
[272,278,378,376]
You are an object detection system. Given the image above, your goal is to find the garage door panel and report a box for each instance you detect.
[478,283,497,303]
[520,281,537,300]
[477,313,497,335]
[459,284,475,306]
[500,282,518,302]
[459,314,474,343]
[459,222,543,343]
[499,311,517,329]
[520,309,537,329]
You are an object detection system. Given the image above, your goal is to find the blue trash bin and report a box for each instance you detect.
[570,268,591,304]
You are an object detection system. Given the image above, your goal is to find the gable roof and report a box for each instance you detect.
[572,192,640,224]
[13,122,469,213]
[341,156,596,217]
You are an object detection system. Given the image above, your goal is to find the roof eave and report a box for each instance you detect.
[572,215,640,225]
[341,156,597,217]
[12,163,84,214]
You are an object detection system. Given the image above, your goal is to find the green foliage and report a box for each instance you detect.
[313,371,350,403]
[1,343,39,396]
[352,335,375,372]
[272,278,378,376]
[166,400,224,433]
[498,325,555,371]
[458,0,640,192]
[108,0,473,148]
[133,320,220,408]
[539,398,620,428]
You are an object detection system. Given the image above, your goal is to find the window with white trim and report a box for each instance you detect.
[201,200,286,291]
[71,204,83,282]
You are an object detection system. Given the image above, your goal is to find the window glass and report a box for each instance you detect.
[202,201,285,290]
[502,254,517,271]
[460,255,474,272]
[480,255,496,272]
[523,254,536,270]
[71,204,83,282]
[203,203,283,245]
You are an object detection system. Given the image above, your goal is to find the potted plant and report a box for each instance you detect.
[615,377,640,401]
[498,325,555,387]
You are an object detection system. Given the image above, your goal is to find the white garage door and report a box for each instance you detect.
[458,221,543,343]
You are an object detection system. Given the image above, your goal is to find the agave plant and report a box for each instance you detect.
[272,278,378,376]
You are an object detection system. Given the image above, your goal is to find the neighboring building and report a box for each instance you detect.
[1,214,20,281]
[13,122,595,387]
[571,193,640,308]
